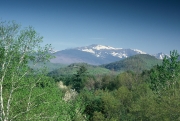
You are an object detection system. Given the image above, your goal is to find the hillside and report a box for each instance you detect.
[48,63,115,77]
[28,62,67,72]
[101,54,162,72]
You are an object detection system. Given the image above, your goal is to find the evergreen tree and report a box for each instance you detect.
[72,65,88,92]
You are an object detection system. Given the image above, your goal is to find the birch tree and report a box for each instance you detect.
[0,21,72,121]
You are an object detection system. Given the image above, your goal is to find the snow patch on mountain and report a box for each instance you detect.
[111,52,128,58]
[153,53,170,59]
[81,49,95,54]
[92,45,122,50]
[96,54,100,57]
[111,52,118,56]
[76,44,148,59]
[133,49,147,54]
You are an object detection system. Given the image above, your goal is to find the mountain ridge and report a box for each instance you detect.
[50,44,169,65]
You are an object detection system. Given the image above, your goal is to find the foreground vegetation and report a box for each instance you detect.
[55,50,180,121]
[1,21,180,121]
[0,21,84,121]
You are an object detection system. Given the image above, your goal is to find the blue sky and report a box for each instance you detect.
[0,0,179,54]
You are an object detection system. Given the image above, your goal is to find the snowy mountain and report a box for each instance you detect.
[153,52,170,59]
[50,44,167,65]
[76,44,146,59]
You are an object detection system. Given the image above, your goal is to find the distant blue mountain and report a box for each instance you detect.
[50,44,168,65]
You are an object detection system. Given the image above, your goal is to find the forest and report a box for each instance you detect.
[1,21,180,121]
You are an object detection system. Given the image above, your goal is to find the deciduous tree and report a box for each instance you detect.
[150,50,180,93]
[0,21,72,121]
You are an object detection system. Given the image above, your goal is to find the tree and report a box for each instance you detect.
[150,50,180,93]
[72,65,88,92]
[0,21,72,121]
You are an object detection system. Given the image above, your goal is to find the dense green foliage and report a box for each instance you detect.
[48,63,116,89]
[72,51,180,121]
[150,50,180,93]
[0,21,85,121]
[49,50,180,121]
